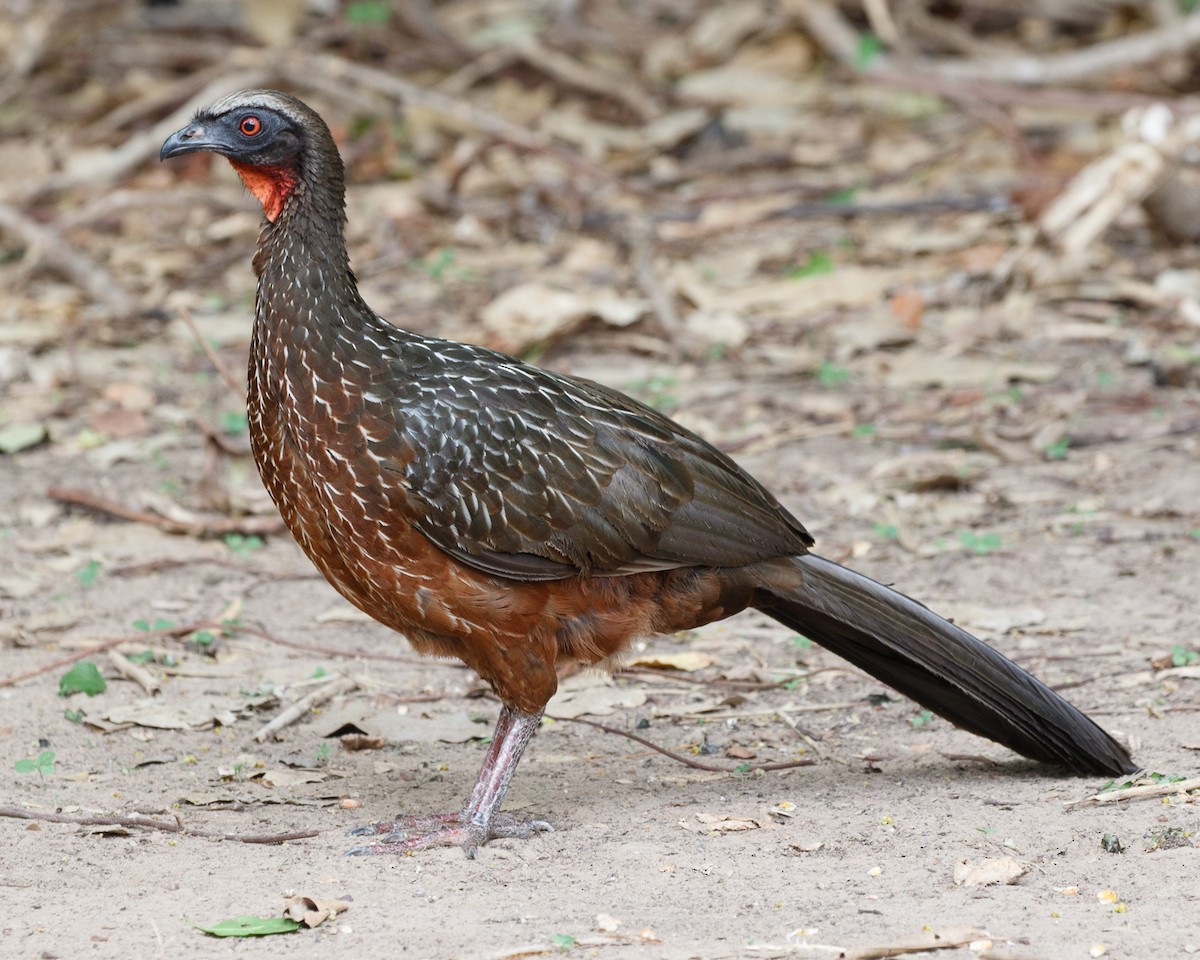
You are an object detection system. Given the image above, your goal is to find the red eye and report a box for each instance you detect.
[239,116,262,137]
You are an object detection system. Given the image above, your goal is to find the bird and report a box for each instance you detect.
[161,90,1135,857]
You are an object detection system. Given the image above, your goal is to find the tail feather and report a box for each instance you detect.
[753,554,1134,776]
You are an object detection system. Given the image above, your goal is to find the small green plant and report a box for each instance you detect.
[76,560,101,587]
[1043,437,1070,460]
[59,662,106,697]
[550,933,577,951]
[1098,771,1188,793]
[623,375,679,412]
[816,360,850,387]
[791,634,812,650]
[873,523,899,541]
[958,530,1002,555]
[852,422,877,438]
[345,1,391,26]
[1171,645,1200,667]
[14,750,56,780]
[854,32,885,70]
[63,708,85,724]
[733,762,752,774]
[133,618,177,632]
[311,666,328,679]
[224,533,264,557]
[315,741,333,764]
[910,709,935,728]
[786,251,834,280]
[217,410,249,434]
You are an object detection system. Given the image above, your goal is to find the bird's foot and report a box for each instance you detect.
[346,811,552,858]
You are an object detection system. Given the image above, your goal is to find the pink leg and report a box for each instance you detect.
[347,705,551,858]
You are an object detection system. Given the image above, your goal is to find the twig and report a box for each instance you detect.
[915,13,1200,86]
[5,63,271,203]
[254,675,358,742]
[1066,774,1200,808]
[283,51,631,191]
[0,807,316,844]
[0,621,209,689]
[107,649,161,696]
[0,201,135,313]
[47,486,285,538]
[225,622,442,667]
[506,35,660,121]
[179,306,246,399]
[548,715,816,774]
[798,0,1200,87]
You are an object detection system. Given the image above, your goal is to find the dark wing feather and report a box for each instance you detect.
[368,333,813,580]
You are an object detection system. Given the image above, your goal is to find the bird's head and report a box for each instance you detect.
[161,89,338,222]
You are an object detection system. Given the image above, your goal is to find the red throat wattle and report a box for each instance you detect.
[229,161,297,222]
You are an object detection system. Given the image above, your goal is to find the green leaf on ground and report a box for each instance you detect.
[196,916,302,938]
[59,662,106,697]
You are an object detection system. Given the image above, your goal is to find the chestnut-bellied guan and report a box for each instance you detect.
[161,91,1134,857]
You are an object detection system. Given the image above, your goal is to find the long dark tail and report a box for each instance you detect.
[752,554,1134,776]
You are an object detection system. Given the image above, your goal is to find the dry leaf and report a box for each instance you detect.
[253,769,328,788]
[629,651,715,672]
[282,895,350,929]
[480,282,647,352]
[952,856,1029,886]
[681,813,773,833]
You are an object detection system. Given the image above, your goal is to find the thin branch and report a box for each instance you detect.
[253,675,358,742]
[47,486,285,538]
[283,51,633,191]
[549,715,816,774]
[179,306,246,399]
[0,201,135,313]
[0,807,317,844]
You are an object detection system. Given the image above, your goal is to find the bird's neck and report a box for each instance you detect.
[251,169,366,330]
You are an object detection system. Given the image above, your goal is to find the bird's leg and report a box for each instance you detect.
[346,705,552,857]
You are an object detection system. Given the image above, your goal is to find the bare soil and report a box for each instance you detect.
[2,4,1200,959]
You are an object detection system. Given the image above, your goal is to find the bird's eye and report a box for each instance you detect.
[239,116,263,137]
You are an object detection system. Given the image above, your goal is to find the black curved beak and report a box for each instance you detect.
[160,122,222,162]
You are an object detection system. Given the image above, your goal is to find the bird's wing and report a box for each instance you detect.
[370,337,812,582]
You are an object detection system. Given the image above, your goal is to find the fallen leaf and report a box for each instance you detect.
[680,813,773,833]
[594,914,620,933]
[196,916,301,938]
[481,282,647,352]
[316,703,487,743]
[629,651,716,672]
[253,769,329,788]
[0,422,47,454]
[282,895,350,929]
[546,674,646,719]
[952,856,1029,886]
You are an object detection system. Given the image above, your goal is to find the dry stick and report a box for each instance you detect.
[0,618,443,690]
[1066,774,1200,808]
[800,0,1200,87]
[107,649,160,696]
[0,201,135,313]
[225,621,442,667]
[506,34,660,122]
[285,51,632,192]
[178,306,246,399]
[5,63,271,204]
[549,715,815,774]
[47,486,285,538]
[0,621,210,689]
[254,675,359,742]
[0,807,317,844]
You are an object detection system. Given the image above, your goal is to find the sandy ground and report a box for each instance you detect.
[2,6,1200,953]
[2,332,1198,960]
